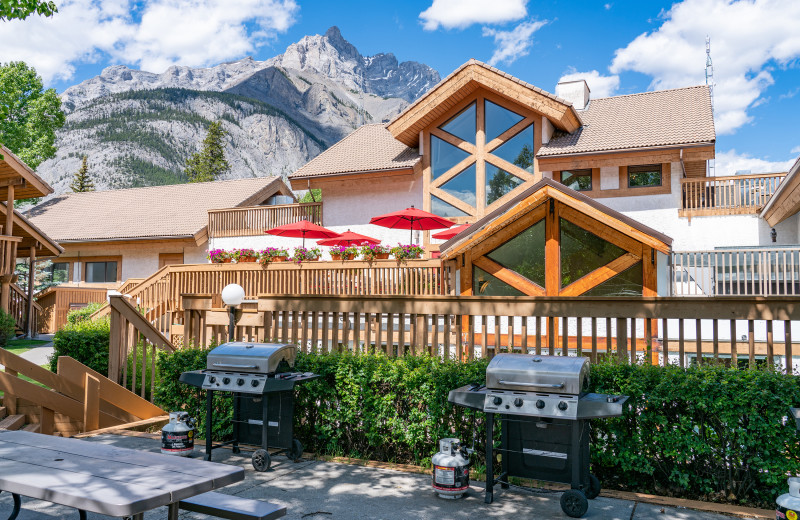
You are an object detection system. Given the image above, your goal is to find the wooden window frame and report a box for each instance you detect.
[80,256,122,283]
[627,163,663,188]
[559,169,593,191]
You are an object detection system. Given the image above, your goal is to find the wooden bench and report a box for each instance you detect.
[179,491,286,520]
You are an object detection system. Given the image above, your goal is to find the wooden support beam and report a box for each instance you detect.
[473,255,545,296]
[83,373,100,432]
[559,253,640,297]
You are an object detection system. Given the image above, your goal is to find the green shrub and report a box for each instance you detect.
[66,301,106,325]
[0,308,16,347]
[153,349,800,508]
[49,317,110,375]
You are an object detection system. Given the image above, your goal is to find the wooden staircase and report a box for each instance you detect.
[0,348,168,437]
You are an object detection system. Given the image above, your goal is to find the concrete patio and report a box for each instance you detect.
[0,433,766,520]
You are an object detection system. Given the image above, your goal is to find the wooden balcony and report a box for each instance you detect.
[208,202,323,238]
[679,173,786,218]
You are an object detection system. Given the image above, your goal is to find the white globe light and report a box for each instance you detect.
[221,283,245,306]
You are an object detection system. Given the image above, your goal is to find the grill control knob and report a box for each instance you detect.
[535,400,545,409]
[237,378,245,386]
[558,401,568,411]
[222,377,231,385]
[492,396,503,406]
[513,398,523,407]
[208,376,216,383]
[251,379,260,387]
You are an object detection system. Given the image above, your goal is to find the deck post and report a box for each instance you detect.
[25,244,36,337]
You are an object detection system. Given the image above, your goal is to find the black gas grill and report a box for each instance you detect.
[448,354,628,518]
[179,342,319,472]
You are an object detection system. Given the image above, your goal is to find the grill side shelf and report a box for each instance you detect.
[448,385,486,411]
[179,370,206,389]
[575,393,629,419]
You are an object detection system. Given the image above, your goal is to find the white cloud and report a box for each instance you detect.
[791,145,800,155]
[419,0,527,31]
[558,69,620,98]
[610,0,800,135]
[483,20,546,66]
[715,149,797,175]
[0,0,298,83]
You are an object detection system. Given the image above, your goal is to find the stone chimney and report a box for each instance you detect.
[555,79,591,110]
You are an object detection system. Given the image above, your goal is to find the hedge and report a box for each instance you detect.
[49,317,110,375]
[154,347,800,508]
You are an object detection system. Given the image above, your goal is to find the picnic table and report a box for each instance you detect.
[0,430,244,520]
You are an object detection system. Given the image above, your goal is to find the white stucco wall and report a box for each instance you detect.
[61,241,208,282]
[210,173,425,257]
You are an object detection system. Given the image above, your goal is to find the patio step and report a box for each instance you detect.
[0,414,25,430]
[21,423,40,433]
[0,406,6,420]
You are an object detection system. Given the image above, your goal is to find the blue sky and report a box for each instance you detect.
[3,0,800,173]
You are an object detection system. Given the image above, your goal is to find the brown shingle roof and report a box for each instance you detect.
[289,124,419,180]
[539,86,715,156]
[27,177,290,242]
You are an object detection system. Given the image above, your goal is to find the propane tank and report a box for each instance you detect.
[432,438,471,499]
[161,412,195,456]
[777,478,800,520]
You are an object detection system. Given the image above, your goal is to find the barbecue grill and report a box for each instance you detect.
[179,342,319,472]
[448,354,628,518]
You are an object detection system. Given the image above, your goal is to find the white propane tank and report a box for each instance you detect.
[161,412,195,456]
[432,438,471,499]
[777,477,800,520]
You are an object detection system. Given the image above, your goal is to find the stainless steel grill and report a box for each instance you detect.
[179,342,318,472]
[448,354,628,518]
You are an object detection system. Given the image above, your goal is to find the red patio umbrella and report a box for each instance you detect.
[317,229,380,246]
[265,220,340,248]
[431,223,471,240]
[369,206,455,244]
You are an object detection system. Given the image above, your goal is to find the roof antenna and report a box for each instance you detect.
[705,35,716,177]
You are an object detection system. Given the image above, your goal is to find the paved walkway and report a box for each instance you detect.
[18,334,54,366]
[0,433,762,520]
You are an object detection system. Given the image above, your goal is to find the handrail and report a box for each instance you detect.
[680,172,787,183]
[9,282,41,334]
[680,173,786,217]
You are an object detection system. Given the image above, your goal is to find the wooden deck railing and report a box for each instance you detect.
[672,248,800,296]
[95,260,451,344]
[117,278,144,295]
[175,293,800,374]
[680,173,786,217]
[107,295,175,401]
[9,283,41,334]
[0,347,165,436]
[208,202,323,238]
[0,235,21,276]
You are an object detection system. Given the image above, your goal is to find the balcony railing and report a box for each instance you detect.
[679,173,786,218]
[672,248,800,296]
[208,202,323,238]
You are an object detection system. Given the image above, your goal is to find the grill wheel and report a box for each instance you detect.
[560,489,588,518]
[252,449,271,472]
[585,474,601,500]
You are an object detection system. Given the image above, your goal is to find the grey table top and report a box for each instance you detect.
[0,430,244,517]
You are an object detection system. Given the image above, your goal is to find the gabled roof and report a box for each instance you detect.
[289,125,419,181]
[539,86,715,156]
[27,177,293,243]
[440,178,672,258]
[0,203,63,257]
[0,145,55,199]
[387,59,583,147]
[760,156,800,226]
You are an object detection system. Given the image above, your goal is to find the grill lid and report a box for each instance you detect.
[206,342,296,374]
[485,354,589,395]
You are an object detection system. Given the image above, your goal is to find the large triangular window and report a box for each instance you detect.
[485,99,524,142]
[441,164,477,208]
[439,103,476,144]
[490,124,534,173]
[431,136,470,180]
[486,219,545,287]
[486,162,524,206]
[560,218,626,288]
[431,195,470,218]
[473,266,525,296]
[581,262,644,296]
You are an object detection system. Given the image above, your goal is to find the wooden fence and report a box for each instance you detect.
[176,294,800,374]
[208,202,323,238]
[672,248,800,296]
[94,260,451,341]
[680,173,786,218]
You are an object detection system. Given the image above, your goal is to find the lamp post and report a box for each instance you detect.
[221,283,245,342]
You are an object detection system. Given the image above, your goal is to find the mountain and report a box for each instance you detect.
[36,27,440,195]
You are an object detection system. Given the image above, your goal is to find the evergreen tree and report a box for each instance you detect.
[70,155,95,192]
[184,121,229,183]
